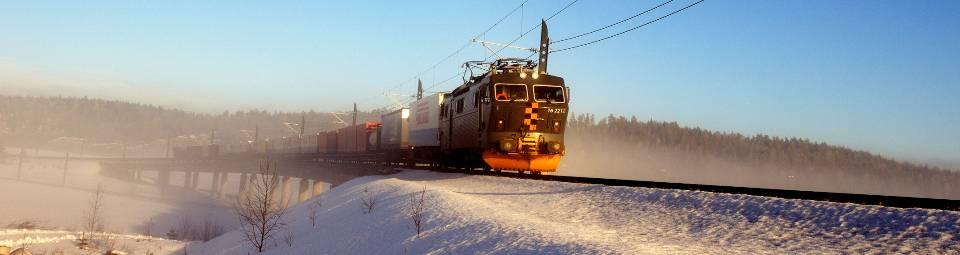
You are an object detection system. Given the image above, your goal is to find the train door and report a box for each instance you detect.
[477,87,484,132]
[447,100,454,149]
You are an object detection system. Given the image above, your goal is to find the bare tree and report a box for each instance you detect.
[178,215,194,241]
[200,217,226,241]
[83,184,106,233]
[282,231,294,248]
[359,186,377,214]
[19,232,33,250]
[308,198,322,227]
[144,217,155,238]
[235,160,288,252]
[408,187,427,237]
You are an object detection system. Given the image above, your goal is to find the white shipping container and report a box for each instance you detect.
[380,108,409,149]
[407,93,444,147]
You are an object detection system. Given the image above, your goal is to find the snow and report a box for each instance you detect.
[3,148,957,254]
[0,153,323,254]
[0,155,229,254]
[0,158,236,235]
[190,170,960,254]
[0,229,185,255]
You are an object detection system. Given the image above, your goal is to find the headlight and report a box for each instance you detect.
[500,140,515,152]
[548,142,563,154]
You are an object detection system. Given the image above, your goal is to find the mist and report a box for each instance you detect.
[559,130,960,200]
[0,151,233,236]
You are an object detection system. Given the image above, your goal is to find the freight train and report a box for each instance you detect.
[176,22,568,173]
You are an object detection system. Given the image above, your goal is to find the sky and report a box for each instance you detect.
[0,0,958,167]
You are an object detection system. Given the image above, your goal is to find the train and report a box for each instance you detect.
[176,22,568,173]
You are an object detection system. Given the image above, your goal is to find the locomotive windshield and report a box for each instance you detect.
[494,84,528,102]
[533,85,565,103]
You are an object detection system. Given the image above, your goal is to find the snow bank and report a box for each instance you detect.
[0,229,185,255]
[190,170,960,254]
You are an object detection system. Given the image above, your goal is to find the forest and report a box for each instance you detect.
[0,95,381,156]
[564,113,959,198]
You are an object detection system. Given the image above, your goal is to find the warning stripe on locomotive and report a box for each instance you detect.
[523,102,539,131]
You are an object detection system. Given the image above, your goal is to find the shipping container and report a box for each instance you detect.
[325,131,339,153]
[318,131,334,154]
[278,136,303,153]
[407,93,444,147]
[316,132,326,154]
[336,122,379,153]
[304,133,319,153]
[379,108,410,150]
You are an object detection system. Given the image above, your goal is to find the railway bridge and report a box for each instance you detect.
[9,153,392,203]
[101,157,393,201]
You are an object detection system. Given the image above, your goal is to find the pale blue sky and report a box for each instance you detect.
[0,0,958,165]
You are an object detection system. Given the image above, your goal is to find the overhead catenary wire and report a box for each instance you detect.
[374,0,531,95]
[370,70,467,111]
[353,0,583,112]
[551,0,675,43]
[485,0,581,61]
[424,70,468,92]
[550,0,707,53]
[350,0,532,112]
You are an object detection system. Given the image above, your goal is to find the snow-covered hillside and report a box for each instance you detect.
[191,170,960,254]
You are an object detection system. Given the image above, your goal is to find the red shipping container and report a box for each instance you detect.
[326,131,338,153]
[336,122,378,153]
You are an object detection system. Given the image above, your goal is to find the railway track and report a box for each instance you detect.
[408,164,960,211]
[20,154,959,211]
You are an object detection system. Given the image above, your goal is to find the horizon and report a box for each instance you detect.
[3,93,958,171]
[1,0,958,168]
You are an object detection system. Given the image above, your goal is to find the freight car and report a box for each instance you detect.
[376,93,446,166]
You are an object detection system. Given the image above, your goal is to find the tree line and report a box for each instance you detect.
[566,113,960,196]
[0,95,380,153]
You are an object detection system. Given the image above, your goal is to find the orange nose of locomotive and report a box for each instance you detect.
[482,135,563,172]
[483,102,564,172]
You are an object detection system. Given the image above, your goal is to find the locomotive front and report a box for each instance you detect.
[481,63,569,172]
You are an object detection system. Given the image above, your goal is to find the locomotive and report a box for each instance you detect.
[179,22,568,174]
[439,58,568,173]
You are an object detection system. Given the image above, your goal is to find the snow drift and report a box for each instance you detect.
[190,170,960,254]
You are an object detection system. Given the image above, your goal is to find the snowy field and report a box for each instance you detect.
[0,229,185,255]
[190,170,960,254]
